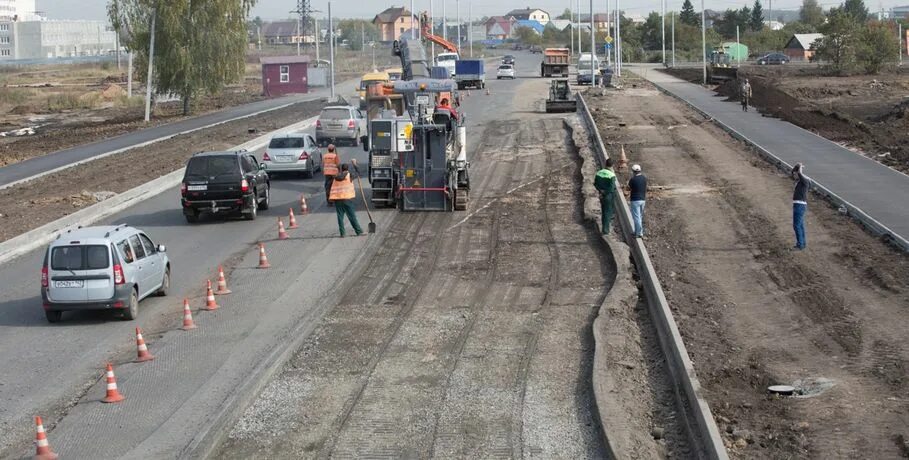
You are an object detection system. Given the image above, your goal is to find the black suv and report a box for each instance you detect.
[180,151,270,223]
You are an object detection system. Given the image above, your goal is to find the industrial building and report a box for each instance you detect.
[0,19,118,60]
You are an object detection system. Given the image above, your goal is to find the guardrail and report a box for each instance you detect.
[576,92,729,460]
[640,73,909,253]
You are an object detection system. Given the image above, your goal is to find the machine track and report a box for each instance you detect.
[219,117,613,459]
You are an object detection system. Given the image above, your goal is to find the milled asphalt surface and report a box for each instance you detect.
[631,65,909,246]
[0,78,357,188]
[0,116,384,458]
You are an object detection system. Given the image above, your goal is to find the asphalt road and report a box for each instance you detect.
[0,117,376,458]
[633,65,909,248]
[0,79,358,189]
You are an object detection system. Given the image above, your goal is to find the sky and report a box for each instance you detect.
[39,0,909,22]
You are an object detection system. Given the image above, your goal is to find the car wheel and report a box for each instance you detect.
[259,185,270,210]
[185,211,200,223]
[156,267,170,296]
[244,194,258,220]
[45,310,62,323]
[122,289,138,321]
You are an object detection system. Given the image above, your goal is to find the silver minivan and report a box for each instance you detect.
[41,224,170,323]
[315,106,367,147]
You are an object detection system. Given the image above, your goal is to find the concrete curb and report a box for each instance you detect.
[577,92,729,460]
[0,115,318,267]
[640,72,909,253]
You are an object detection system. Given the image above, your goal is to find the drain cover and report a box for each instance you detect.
[768,385,796,395]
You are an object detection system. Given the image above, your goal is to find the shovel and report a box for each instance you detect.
[350,159,376,233]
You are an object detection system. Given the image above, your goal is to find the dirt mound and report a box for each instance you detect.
[100,84,126,100]
[874,99,909,122]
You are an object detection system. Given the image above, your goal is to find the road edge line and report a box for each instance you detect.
[577,92,729,460]
[0,115,318,267]
[640,71,909,253]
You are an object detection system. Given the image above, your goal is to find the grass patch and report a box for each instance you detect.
[46,92,99,111]
[0,87,31,106]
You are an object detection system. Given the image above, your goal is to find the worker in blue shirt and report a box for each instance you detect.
[791,163,810,250]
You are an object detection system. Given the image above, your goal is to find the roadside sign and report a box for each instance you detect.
[604,43,613,51]
[604,36,613,44]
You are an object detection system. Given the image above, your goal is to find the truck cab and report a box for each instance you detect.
[434,52,459,77]
[577,53,601,85]
[357,71,390,108]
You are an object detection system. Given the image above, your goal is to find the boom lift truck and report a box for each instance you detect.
[364,24,470,211]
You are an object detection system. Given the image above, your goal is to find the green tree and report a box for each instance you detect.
[814,9,859,73]
[841,0,869,22]
[750,0,764,31]
[799,0,825,28]
[640,12,662,50]
[514,26,542,45]
[856,21,899,73]
[337,19,378,51]
[782,20,819,34]
[109,0,256,116]
[714,8,750,38]
[557,8,572,20]
[680,0,699,27]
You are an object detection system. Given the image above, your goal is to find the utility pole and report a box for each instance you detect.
[127,52,133,97]
[576,0,581,53]
[456,0,461,55]
[329,2,335,100]
[569,0,574,56]
[736,25,740,64]
[701,0,706,84]
[411,0,416,39]
[616,0,621,76]
[443,0,447,41]
[314,17,319,61]
[144,4,157,123]
[898,23,903,66]
[589,0,594,83]
[469,1,473,57]
[661,0,666,65]
[671,11,675,68]
[116,33,120,70]
[430,0,435,59]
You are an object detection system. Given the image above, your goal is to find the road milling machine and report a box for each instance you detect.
[363,19,469,212]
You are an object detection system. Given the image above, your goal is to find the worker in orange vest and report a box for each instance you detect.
[322,144,340,207]
[328,163,364,237]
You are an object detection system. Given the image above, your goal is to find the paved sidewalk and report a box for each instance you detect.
[631,66,909,250]
[0,78,357,189]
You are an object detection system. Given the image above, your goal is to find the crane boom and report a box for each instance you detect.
[419,12,458,53]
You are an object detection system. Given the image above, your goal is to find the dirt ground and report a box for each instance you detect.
[663,66,909,174]
[217,113,613,457]
[0,99,324,243]
[589,78,909,459]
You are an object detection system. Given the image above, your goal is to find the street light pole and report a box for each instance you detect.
[329,2,335,100]
[144,4,157,123]
[661,0,665,65]
[443,0,447,41]
[589,0,594,81]
[411,0,416,39]
[616,0,621,76]
[314,17,319,61]
[671,11,675,68]
[569,0,574,56]
[456,0,461,55]
[430,0,435,59]
[576,0,581,53]
[701,0,706,84]
[736,25,740,64]
[469,1,473,58]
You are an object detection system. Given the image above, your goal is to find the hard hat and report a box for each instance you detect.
[631,164,642,172]
[327,144,336,151]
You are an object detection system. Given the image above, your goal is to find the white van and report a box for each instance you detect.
[577,53,601,85]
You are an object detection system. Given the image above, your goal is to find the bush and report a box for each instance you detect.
[46,92,99,111]
[856,21,899,74]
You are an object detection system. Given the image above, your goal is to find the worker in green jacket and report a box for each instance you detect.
[594,158,616,234]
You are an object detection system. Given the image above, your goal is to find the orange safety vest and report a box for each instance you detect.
[323,152,340,176]
[328,174,355,201]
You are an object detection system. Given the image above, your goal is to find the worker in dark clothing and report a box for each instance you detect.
[594,158,616,234]
[791,162,810,250]
[741,78,752,112]
[627,164,647,238]
[328,164,364,237]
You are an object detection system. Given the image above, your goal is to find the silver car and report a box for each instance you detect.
[41,224,170,323]
[315,106,367,147]
[262,133,322,178]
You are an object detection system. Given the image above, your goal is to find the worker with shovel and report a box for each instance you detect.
[328,163,364,237]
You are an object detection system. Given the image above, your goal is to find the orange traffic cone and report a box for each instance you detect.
[277,218,289,240]
[618,144,628,171]
[215,265,231,295]
[33,416,58,460]
[203,280,219,311]
[288,209,299,229]
[300,195,309,214]
[133,327,155,363]
[101,363,125,403]
[181,298,197,330]
[257,243,271,269]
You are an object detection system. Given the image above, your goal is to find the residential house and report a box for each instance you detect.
[506,7,550,25]
[485,16,515,40]
[546,19,571,31]
[373,6,414,42]
[579,13,611,32]
[784,33,823,60]
[514,19,544,35]
[262,20,300,45]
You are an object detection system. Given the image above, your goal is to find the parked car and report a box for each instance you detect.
[496,64,516,79]
[180,151,270,222]
[758,53,789,65]
[315,106,367,147]
[502,54,515,65]
[262,133,322,178]
[41,224,169,322]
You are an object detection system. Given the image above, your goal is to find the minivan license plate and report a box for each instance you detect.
[54,280,84,288]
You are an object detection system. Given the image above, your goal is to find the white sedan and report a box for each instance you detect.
[496,64,516,80]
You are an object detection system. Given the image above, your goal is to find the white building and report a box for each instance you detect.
[0,0,39,21]
[0,20,118,60]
